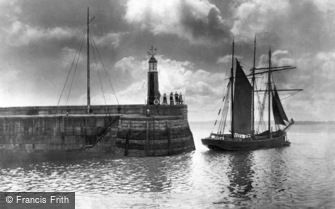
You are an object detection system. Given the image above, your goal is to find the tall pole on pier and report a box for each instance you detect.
[87,7,91,114]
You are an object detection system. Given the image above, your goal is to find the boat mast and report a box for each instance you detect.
[251,36,256,138]
[230,39,235,138]
[268,49,272,138]
[87,7,91,114]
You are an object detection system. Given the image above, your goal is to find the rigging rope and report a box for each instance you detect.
[210,100,223,134]
[217,103,225,134]
[256,79,267,133]
[66,42,83,105]
[57,35,85,106]
[96,65,107,105]
[280,90,301,100]
[212,80,231,134]
[57,24,122,107]
[91,38,119,104]
[90,39,107,105]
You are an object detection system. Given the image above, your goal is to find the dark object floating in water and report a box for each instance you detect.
[202,38,302,151]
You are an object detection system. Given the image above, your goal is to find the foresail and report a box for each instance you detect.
[233,59,252,134]
[272,86,288,125]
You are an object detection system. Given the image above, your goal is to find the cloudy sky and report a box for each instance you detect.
[0,0,334,121]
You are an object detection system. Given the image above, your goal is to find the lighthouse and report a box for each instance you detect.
[147,46,160,105]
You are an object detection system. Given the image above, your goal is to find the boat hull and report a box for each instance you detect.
[201,132,290,151]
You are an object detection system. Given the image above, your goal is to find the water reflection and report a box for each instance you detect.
[1,122,335,208]
[131,154,193,193]
[227,152,254,199]
[0,154,195,195]
[252,149,290,206]
[194,150,255,207]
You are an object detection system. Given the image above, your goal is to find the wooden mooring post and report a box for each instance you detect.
[167,121,171,155]
[124,122,131,156]
[145,120,149,156]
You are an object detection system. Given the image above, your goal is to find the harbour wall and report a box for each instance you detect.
[117,116,194,156]
[0,104,188,117]
[0,105,194,158]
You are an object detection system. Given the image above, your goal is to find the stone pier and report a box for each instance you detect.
[0,104,195,158]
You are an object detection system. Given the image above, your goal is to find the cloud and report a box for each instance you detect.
[217,55,232,64]
[230,0,334,53]
[125,0,230,44]
[0,0,333,122]
[0,62,58,106]
[231,0,289,40]
[313,0,335,13]
[268,50,335,121]
[60,47,84,67]
[113,55,225,120]
[93,32,126,48]
[2,21,80,47]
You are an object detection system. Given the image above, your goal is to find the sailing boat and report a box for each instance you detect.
[202,38,302,151]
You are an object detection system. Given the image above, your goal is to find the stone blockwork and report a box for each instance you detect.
[117,116,194,156]
[0,105,194,157]
[0,115,119,153]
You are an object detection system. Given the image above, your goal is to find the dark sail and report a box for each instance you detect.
[272,86,288,125]
[233,59,252,134]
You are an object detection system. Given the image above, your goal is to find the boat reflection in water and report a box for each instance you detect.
[226,152,254,198]
[207,151,255,206]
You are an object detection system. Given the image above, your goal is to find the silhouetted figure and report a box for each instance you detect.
[170,92,174,105]
[179,93,183,104]
[174,92,179,104]
[162,93,168,105]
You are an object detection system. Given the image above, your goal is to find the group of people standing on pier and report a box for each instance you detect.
[161,92,183,105]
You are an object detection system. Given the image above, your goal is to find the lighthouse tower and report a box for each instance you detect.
[147,46,160,105]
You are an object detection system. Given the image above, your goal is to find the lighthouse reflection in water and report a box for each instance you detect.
[0,121,334,209]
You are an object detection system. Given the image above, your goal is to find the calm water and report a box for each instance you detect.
[0,122,334,209]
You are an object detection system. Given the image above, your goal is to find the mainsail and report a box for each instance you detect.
[233,59,252,134]
[272,86,288,125]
